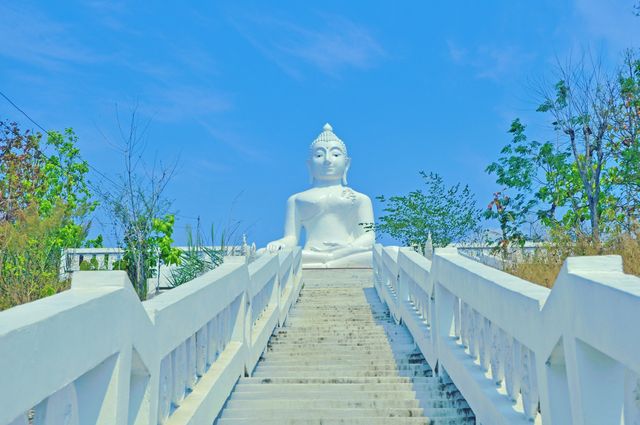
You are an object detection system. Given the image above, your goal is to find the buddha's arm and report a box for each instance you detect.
[267,195,300,251]
[352,195,375,247]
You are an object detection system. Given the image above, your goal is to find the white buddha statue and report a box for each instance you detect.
[266,123,375,268]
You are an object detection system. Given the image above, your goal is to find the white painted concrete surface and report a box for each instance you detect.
[373,244,640,425]
[0,248,302,425]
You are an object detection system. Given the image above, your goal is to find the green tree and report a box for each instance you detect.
[536,62,618,243]
[484,191,530,257]
[373,171,481,248]
[0,120,97,244]
[611,51,640,230]
[0,120,97,309]
[486,118,588,238]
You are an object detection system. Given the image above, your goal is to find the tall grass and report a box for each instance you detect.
[505,229,640,288]
[0,205,70,310]
[167,225,227,287]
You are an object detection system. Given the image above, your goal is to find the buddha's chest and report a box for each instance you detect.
[296,188,358,222]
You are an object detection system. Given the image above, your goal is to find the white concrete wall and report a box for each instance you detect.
[0,248,302,425]
[373,244,640,425]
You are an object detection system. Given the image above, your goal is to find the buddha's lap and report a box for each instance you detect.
[302,249,372,268]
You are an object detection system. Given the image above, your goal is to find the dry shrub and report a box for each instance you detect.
[505,229,640,288]
[0,205,70,310]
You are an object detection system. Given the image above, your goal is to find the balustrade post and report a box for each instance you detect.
[468,310,478,361]
[243,288,253,376]
[434,281,456,366]
[479,317,491,372]
[196,325,208,377]
[520,347,539,421]
[171,342,187,406]
[504,336,522,403]
[157,355,172,425]
[36,383,80,425]
[453,296,461,341]
[398,269,409,322]
[460,302,469,349]
[490,326,504,386]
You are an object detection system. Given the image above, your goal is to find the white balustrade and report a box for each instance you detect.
[374,244,640,425]
[0,248,303,425]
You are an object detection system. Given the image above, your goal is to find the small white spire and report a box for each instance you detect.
[323,123,333,132]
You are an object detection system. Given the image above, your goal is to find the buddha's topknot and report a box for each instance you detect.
[310,123,348,156]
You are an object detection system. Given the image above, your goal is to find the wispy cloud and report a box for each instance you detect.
[0,2,232,124]
[104,84,232,124]
[446,40,534,81]
[0,3,106,70]
[231,12,385,78]
[198,121,268,163]
[83,0,137,34]
[574,0,640,50]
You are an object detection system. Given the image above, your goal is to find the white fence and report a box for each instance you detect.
[373,244,640,425]
[0,248,302,425]
[59,246,246,273]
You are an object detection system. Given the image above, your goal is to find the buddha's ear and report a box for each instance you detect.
[342,157,351,186]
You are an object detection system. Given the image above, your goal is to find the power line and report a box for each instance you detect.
[0,89,122,190]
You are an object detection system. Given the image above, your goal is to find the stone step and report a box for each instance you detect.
[251,370,433,378]
[233,383,416,392]
[257,359,428,367]
[268,340,411,347]
[215,270,473,424]
[229,390,421,401]
[269,333,409,339]
[224,398,421,410]
[239,376,441,385]
[260,352,421,362]
[216,417,438,424]
[232,383,454,393]
[274,329,408,335]
[254,364,433,373]
[219,407,425,419]
[419,407,475,419]
[270,333,412,340]
[262,350,412,356]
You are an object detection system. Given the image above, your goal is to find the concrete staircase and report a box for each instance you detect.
[216,269,475,425]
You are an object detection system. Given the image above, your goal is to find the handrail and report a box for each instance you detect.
[374,244,640,425]
[1,248,303,425]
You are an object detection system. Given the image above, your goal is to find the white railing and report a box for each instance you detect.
[0,248,303,425]
[59,246,245,273]
[374,244,640,425]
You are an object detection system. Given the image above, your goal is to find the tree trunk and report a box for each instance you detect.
[589,197,600,244]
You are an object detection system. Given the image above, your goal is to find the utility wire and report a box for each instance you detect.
[0,89,122,190]
[0,90,201,224]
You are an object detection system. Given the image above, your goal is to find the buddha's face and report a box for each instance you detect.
[308,140,350,184]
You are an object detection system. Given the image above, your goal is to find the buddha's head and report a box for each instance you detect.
[307,123,351,186]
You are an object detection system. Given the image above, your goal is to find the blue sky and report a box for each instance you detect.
[1,1,639,246]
